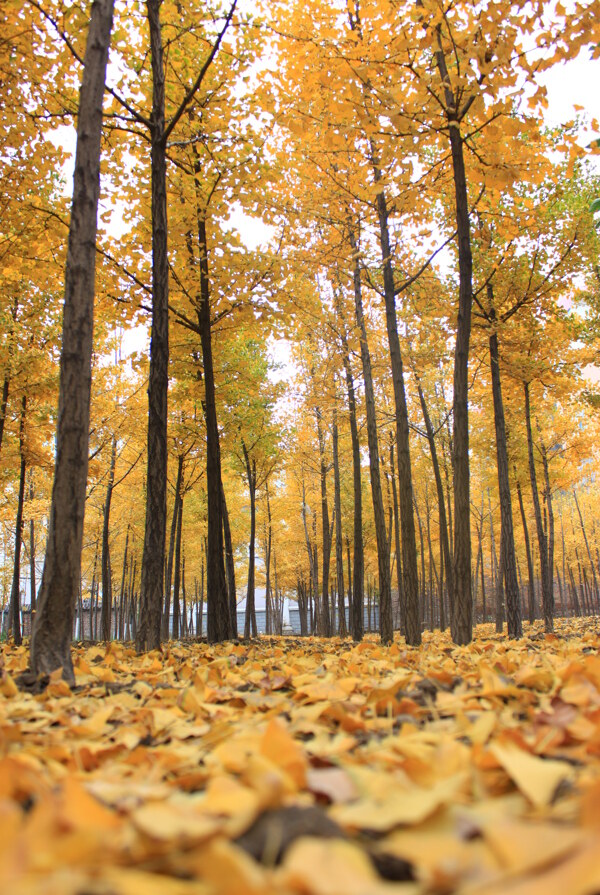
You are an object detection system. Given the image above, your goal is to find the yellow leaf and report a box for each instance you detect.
[260,718,307,787]
[490,741,573,808]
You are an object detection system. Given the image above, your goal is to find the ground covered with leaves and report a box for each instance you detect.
[2,620,600,894]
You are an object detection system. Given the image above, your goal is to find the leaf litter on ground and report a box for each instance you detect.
[2,619,600,893]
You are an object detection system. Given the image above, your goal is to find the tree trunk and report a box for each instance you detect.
[370,186,419,645]
[515,472,536,624]
[9,397,27,645]
[435,37,473,645]
[196,213,229,642]
[172,495,183,639]
[524,382,553,631]
[163,454,183,639]
[315,406,332,637]
[539,435,556,610]
[488,308,521,637]
[332,406,347,637]
[100,436,116,641]
[573,491,600,607]
[29,475,36,614]
[243,443,257,639]
[29,0,115,683]
[416,378,454,625]
[349,229,392,643]
[137,0,169,653]
[221,481,237,638]
[118,525,130,641]
[337,287,363,641]
[389,441,404,633]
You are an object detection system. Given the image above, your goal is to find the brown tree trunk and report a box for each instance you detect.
[29,474,36,613]
[515,472,536,625]
[349,229,392,643]
[163,454,184,639]
[435,37,473,645]
[315,406,332,637]
[524,382,553,631]
[0,374,9,455]
[332,406,347,637]
[221,481,237,638]
[337,290,363,641]
[197,213,229,642]
[137,0,169,653]
[9,397,27,645]
[488,307,521,637]
[30,0,115,683]
[101,436,116,641]
[416,378,454,626]
[172,496,183,639]
[573,491,600,607]
[389,441,404,634]
[243,442,257,639]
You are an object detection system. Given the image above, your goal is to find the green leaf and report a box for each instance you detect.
[590,198,600,215]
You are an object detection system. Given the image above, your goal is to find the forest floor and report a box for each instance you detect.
[1,620,600,895]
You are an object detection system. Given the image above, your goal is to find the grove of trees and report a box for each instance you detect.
[2,0,600,681]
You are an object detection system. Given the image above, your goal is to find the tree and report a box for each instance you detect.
[29,0,115,683]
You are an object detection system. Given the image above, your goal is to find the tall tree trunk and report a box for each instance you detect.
[264,485,273,635]
[0,373,9,455]
[243,443,257,639]
[573,491,600,607]
[10,396,27,645]
[196,212,229,642]
[172,495,183,639]
[163,454,183,639]
[101,436,116,641]
[29,0,115,683]
[488,305,521,637]
[524,382,553,631]
[416,378,454,625]
[435,36,473,645]
[137,0,169,653]
[29,473,36,613]
[515,472,536,624]
[221,481,237,638]
[389,441,404,634]
[332,406,347,637]
[337,287,363,641]
[349,229,392,643]
[315,406,332,637]
[539,434,556,610]
[118,525,130,641]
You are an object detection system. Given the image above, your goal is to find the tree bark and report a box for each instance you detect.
[137,0,169,652]
[332,406,347,636]
[416,378,454,626]
[163,454,184,639]
[172,495,183,639]
[371,181,419,645]
[524,382,553,631]
[337,288,363,641]
[515,474,536,625]
[197,213,229,642]
[101,436,116,641]
[243,441,257,639]
[29,474,36,613]
[30,0,115,682]
[315,406,332,637]
[389,441,404,633]
[222,480,237,638]
[435,36,473,645]
[9,396,27,645]
[349,228,393,643]
[488,304,521,637]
